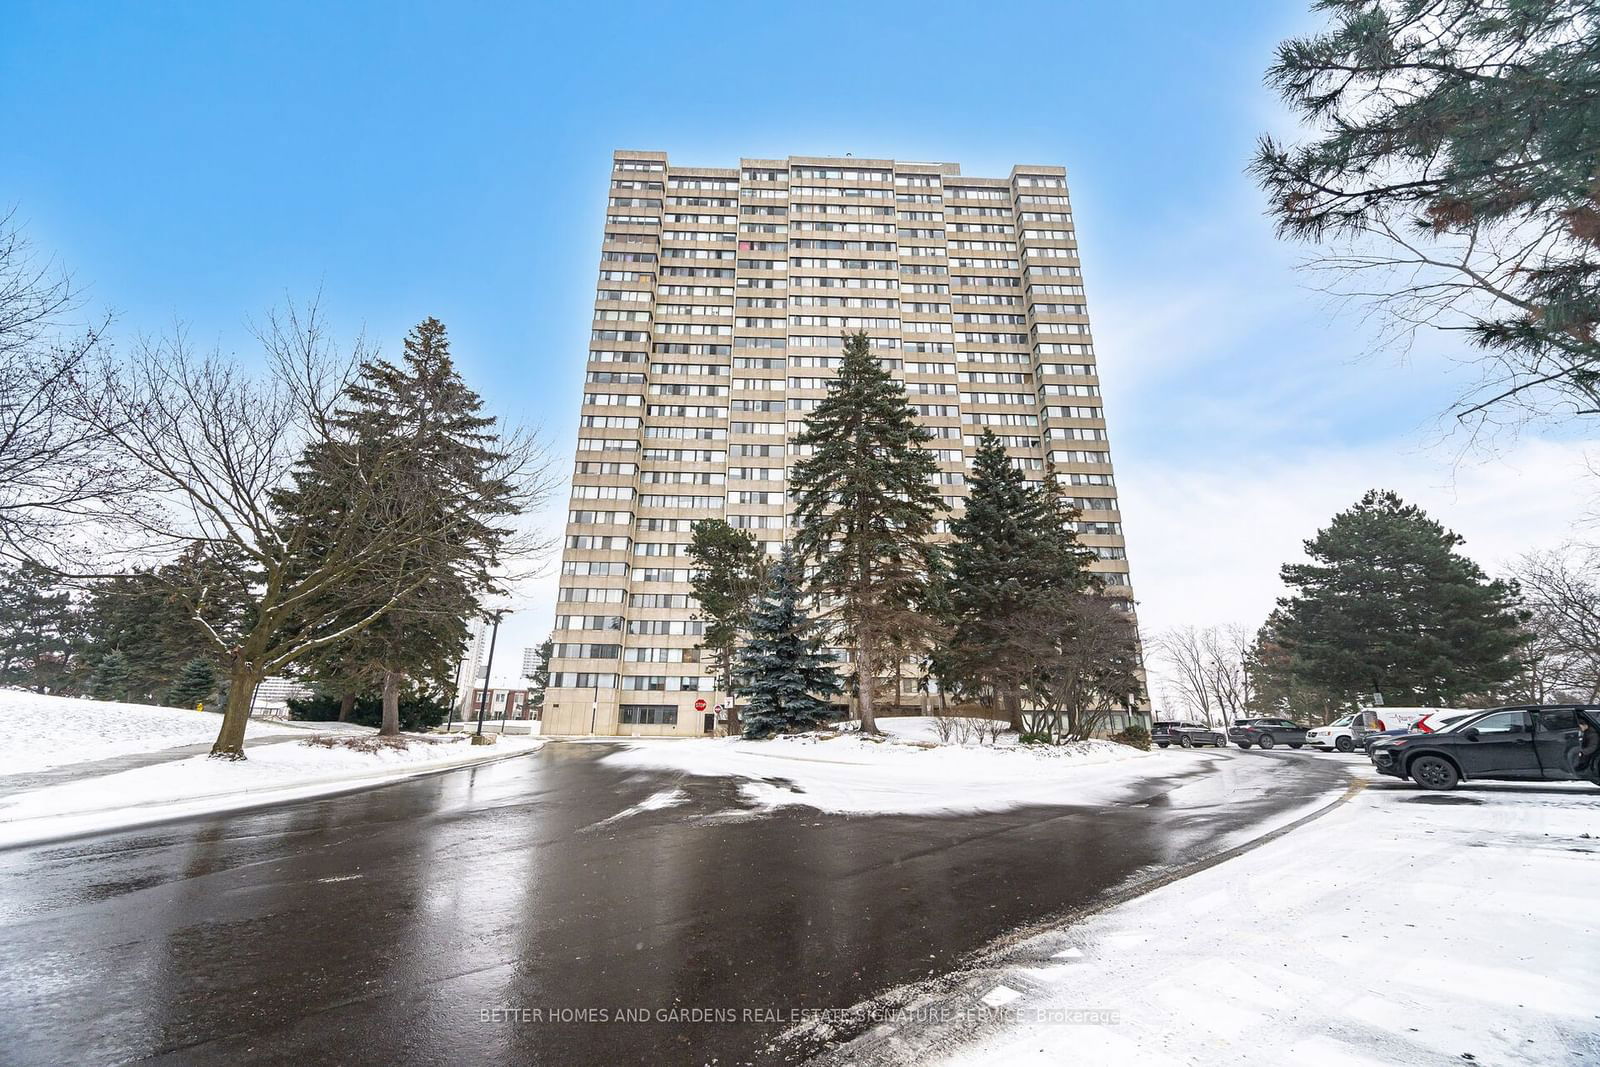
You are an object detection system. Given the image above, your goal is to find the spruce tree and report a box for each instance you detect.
[944,431,1096,727]
[1274,490,1528,705]
[735,548,843,739]
[0,562,78,692]
[75,545,249,703]
[281,318,519,736]
[790,331,942,735]
[168,656,220,708]
[90,650,132,702]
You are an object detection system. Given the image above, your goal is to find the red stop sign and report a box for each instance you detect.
[694,698,707,712]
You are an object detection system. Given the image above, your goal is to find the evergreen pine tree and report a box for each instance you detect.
[0,562,78,692]
[168,656,220,708]
[279,318,520,736]
[944,431,1096,727]
[688,518,769,725]
[526,636,552,715]
[1253,1,1600,427]
[735,548,843,739]
[90,650,132,702]
[75,545,249,703]
[790,331,942,734]
[1274,490,1528,705]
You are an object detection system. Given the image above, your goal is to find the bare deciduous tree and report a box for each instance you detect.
[1511,548,1600,703]
[1005,593,1143,743]
[0,210,142,565]
[1153,624,1255,727]
[1204,624,1255,720]
[1153,626,1216,727]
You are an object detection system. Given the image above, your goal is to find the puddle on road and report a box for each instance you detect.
[1403,795,1483,805]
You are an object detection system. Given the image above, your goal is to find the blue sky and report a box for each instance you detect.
[3,2,1587,689]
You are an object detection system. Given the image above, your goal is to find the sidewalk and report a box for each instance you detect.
[0,732,546,849]
[0,733,305,798]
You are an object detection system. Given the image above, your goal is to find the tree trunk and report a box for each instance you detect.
[856,637,880,736]
[722,658,740,735]
[211,663,259,759]
[337,691,357,723]
[379,670,401,736]
[1004,690,1023,732]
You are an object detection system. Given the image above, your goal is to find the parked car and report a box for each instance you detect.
[1306,708,1443,752]
[1370,705,1600,790]
[1414,709,1480,734]
[1227,718,1308,750]
[1361,728,1412,755]
[1152,720,1226,748]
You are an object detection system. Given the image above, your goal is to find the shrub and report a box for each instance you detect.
[287,690,451,732]
[1110,724,1151,751]
[1018,730,1053,745]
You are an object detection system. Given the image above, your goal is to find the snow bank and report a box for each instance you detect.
[602,717,1152,816]
[0,690,299,775]
[0,732,545,847]
[822,772,1600,1066]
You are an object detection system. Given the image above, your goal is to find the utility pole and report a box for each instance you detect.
[474,611,504,738]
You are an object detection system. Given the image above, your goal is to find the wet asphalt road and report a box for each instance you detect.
[0,743,1350,1066]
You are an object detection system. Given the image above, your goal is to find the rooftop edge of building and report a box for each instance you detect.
[610,149,1068,182]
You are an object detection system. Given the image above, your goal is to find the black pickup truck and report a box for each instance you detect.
[1370,705,1600,790]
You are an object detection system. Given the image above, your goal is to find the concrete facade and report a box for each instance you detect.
[545,150,1137,737]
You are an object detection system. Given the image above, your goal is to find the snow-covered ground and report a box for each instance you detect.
[0,691,546,848]
[0,690,300,774]
[601,716,1152,816]
[814,760,1600,1066]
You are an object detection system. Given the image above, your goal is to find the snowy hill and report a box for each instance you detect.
[0,690,299,775]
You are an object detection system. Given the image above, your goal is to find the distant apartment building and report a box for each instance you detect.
[521,645,546,681]
[545,150,1137,737]
[452,617,490,713]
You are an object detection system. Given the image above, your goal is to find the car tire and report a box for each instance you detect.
[1289,743,1303,749]
[1156,742,1169,749]
[1334,736,1355,753]
[1257,734,1276,750]
[1178,734,1193,748]
[1235,741,1251,749]
[1411,755,1460,791]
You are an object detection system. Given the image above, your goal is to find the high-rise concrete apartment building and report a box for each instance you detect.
[543,150,1136,737]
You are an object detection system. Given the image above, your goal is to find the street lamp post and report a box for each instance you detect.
[474,611,504,738]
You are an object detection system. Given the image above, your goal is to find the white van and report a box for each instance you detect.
[1304,707,1449,752]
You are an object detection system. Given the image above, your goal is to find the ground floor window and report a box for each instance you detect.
[620,704,678,725]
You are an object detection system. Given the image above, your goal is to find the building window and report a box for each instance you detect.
[619,704,679,725]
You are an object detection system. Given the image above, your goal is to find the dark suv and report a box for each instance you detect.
[1152,720,1226,749]
[1370,705,1600,790]
[1228,718,1308,750]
